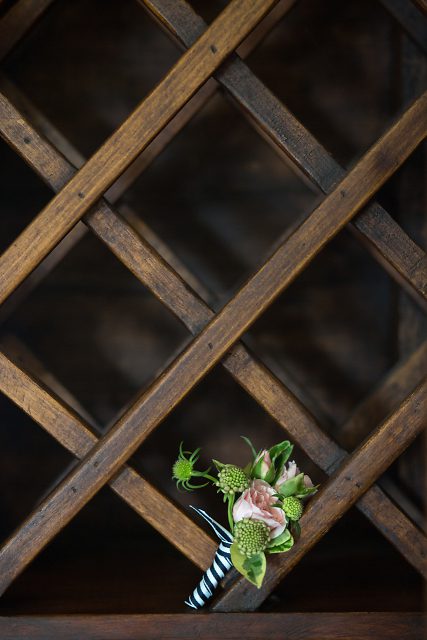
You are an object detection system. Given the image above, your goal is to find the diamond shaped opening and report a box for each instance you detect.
[122,92,320,305]
[249,228,397,434]
[190,0,229,23]
[373,144,427,251]
[0,138,52,254]
[0,394,74,543]
[3,0,180,157]
[1,231,190,426]
[379,434,425,527]
[261,506,424,612]
[248,0,400,166]
[131,364,323,529]
[0,485,201,613]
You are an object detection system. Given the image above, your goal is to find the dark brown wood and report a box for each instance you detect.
[379,0,427,54]
[142,0,427,310]
[0,85,425,586]
[0,92,424,596]
[395,32,427,519]
[212,380,427,611]
[0,613,424,640]
[0,0,278,305]
[0,0,56,61]
[341,340,427,449]
[0,351,216,571]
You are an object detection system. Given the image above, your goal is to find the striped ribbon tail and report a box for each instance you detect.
[185,507,233,610]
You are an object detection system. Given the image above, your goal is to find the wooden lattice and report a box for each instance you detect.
[0,0,426,636]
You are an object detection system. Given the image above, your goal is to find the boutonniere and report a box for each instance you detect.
[172,437,318,608]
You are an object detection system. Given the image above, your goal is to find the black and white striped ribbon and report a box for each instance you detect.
[185,507,233,609]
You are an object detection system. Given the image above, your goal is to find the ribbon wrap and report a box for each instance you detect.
[185,507,233,609]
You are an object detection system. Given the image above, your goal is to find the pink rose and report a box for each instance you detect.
[233,479,286,539]
[275,460,313,493]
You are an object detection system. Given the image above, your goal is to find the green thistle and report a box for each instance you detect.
[217,464,249,495]
[282,496,303,521]
[172,442,216,491]
[234,518,270,557]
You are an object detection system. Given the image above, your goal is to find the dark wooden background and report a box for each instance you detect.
[0,0,425,616]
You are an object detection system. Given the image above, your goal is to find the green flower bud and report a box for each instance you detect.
[234,518,270,557]
[172,458,193,483]
[217,464,249,495]
[282,496,303,521]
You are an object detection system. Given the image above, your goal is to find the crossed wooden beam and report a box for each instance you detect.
[0,0,426,612]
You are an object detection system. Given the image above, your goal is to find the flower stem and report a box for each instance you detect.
[192,471,218,484]
[227,494,235,533]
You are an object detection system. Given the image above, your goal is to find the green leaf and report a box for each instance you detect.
[230,542,266,588]
[267,533,294,554]
[241,436,258,460]
[268,441,293,483]
[290,520,301,541]
[276,473,306,497]
[243,462,252,477]
[267,528,291,550]
[294,485,319,499]
[212,459,225,471]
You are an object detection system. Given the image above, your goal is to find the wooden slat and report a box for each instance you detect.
[341,340,427,449]
[0,351,216,571]
[395,33,427,520]
[213,381,427,611]
[0,613,424,640]
[0,90,425,584]
[4,0,426,313]
[106,0,299,201]
[0,334,96,427]
[142,0,427,311]
[0,77,212,320]
[0,0,278,305]
[0,0,296,225]
[0,0,56,61]
[0,92,424,595]
[379,0,427,55]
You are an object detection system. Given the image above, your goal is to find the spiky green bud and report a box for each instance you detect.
[282,496,303,521]
[217,464,249,495]
[172,458,193,483]
[234,518,270,557]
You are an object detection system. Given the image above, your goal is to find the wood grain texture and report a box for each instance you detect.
[0,91,424,596]
[212,380,427,611]
[0,0,278,305]
[0,0,56,61]
[0,351,216,571]
[0,613,424,640]
[0,84,425,582]
[0,91,424,577]
[142,0,427,310]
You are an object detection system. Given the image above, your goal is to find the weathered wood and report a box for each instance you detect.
[0,351,216,571]
[0,0,56,61]
[0,77,213,319]
[395,33,427,510]
[0,92,424,595]
[228,348,427,577]
[0,88,425,585]
[379,0,427,54]
[142,0,427,310]
[341,340,427,449]
[212,380,427,611]
[0,334,96,427]
[0,0,278,305]
[0,613,424,640]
